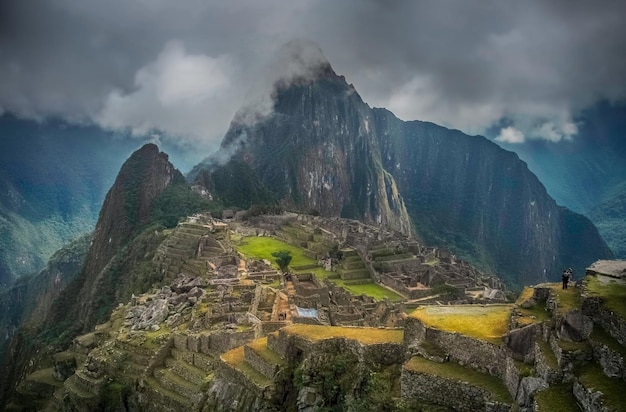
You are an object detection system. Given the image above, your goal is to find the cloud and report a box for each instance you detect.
[97,40,236,148]
[496,127,525,144]
[233,39,331,126]
[0,0,625,150]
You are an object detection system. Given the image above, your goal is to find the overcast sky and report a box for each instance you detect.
[1,0,625,158]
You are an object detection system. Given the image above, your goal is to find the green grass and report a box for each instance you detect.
[404,356,512,403]
[585,275,626,320]
[236,236,316,269]
[409,305,512,344]
[534,383,579,412]
[237,236,403,301]
[578,362,626,411]
[535,283,581,314]
[332,279,404,301]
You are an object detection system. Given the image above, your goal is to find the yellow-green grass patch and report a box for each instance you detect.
[536,283,581,314]
[331,279,404,301]
[248,337,286,365]
[236,236,316,269]
[578,362,626,411]
[283,324,403,344]
[515,287,535,305]
[221,346,271,386]
[534,383,578,412]
[586,275,626,320]
[404,356,512,403]
[409,305,513,344]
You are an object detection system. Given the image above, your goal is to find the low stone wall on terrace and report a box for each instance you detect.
[401,366,510,412]
[404,317,508,378]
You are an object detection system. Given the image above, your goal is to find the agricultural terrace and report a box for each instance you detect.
[409,304,513,344]
[515,287,550,326]
[404,356,512,403]
[235,236,403,301]
[282,324,404,344]
[585,274,626,320]
[534,283,581,315]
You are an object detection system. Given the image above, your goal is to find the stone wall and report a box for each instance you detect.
[533,340,563,384]
[404,317,508,378]
[401,367,510,412]
[572,380,608,412]
[243,345,278,379]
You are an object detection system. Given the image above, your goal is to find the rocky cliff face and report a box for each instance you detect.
[190,55,612,287]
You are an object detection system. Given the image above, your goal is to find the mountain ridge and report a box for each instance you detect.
[190,58,612,287]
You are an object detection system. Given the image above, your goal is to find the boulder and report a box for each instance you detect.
[560,310,593,342]
[516,377,548,406]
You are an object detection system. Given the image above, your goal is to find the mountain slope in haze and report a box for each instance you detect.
[588,181,626,258]
[496,102,626,258]
[0,115,207,288]
[0,235,91,402]
[190,44,612,287]
[0,115,139,287]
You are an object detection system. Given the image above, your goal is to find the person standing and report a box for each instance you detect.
[562,269,570,289]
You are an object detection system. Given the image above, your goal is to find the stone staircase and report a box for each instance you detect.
[221,336,286,390]
[337,249,371,283]
[276,223,333,260]
[157,221,212,280]
[141,342,216,411]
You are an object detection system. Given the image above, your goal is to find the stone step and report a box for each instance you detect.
[115,340,158,357]
[171,231,202,241]
[165,357,207,385]
[221,346,272,388]
[64,375,98,399]
[338,269,370,280]
[339,260,365,270]
[177,225,210,236]
[154,367,201,398]
[202,246,226,256]
[171,348,216,373]
[181,262,203,277]
[143,376,192,410]
[73,370,105,394]
[166,243,196,254]
[163,249,193,259]
[243,338,286,379]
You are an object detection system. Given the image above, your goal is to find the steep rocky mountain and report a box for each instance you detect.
[0,143,212,407]
[190,52,612,288]
[63,143,181,331]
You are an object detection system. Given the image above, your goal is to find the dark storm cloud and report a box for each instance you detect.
[1,0,625,150]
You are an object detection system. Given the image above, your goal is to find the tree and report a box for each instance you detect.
[271,250,292,271]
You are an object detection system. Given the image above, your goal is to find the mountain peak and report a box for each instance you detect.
[270,39,334,86]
